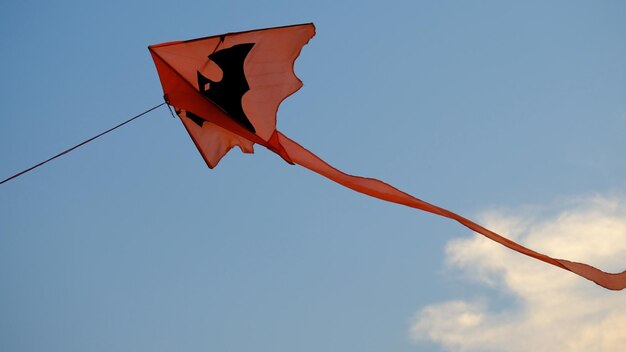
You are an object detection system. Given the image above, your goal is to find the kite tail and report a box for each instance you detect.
[274,131,626,290]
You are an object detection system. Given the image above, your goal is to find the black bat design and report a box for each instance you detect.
[195,43,256,133]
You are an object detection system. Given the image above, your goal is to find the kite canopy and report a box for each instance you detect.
[149,23,315,167]
[149,23,626,290]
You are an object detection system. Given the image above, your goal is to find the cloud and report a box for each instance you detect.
[411,195,626,352]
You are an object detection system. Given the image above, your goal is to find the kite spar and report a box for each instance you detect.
[149,23,626,290]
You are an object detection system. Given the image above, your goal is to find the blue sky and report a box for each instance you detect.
[1,1,625,351]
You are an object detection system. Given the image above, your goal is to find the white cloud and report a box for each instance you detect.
[411,195,626,352]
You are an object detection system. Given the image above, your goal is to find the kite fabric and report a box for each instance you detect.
[149,23,626,290]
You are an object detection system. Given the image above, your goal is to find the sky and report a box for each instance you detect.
[1,1,625,351]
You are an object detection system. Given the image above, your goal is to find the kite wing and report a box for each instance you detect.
[149,24,626,290]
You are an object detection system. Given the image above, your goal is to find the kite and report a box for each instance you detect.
[149,23,626,290]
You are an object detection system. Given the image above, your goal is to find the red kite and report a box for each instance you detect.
[149,23,626,290]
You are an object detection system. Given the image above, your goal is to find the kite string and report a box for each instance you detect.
[0,102,166,186]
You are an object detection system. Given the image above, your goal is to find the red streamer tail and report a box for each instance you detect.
[275,131,626,290]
